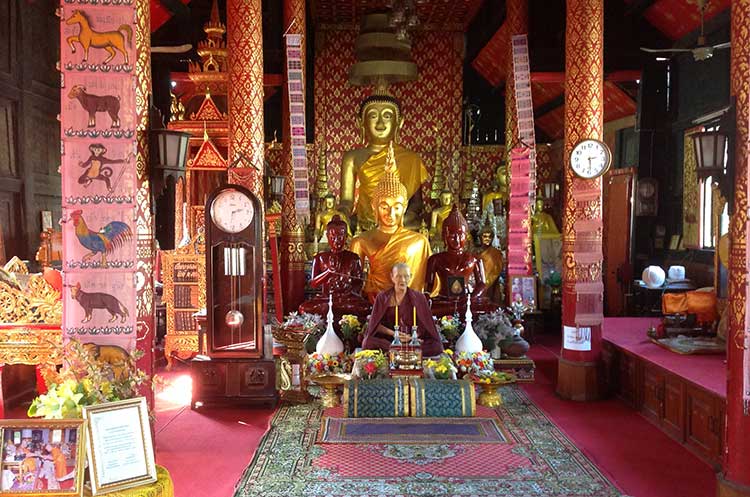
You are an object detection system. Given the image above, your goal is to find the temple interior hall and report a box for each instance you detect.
[1,1,750,496]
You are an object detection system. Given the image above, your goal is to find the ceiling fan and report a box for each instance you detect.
[640,0,730,62]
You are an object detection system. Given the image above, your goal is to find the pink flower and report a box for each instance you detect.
[364,362,377,375]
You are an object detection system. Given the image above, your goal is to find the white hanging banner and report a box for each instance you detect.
[284,33,310,223]
[511,34,537,202]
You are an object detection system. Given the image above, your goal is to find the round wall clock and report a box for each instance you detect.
[570,139,612,179]
[209,188,255,233]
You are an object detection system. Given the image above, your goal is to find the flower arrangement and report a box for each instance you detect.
[423,350,458,380]
[352,349,387,379]
[453,350,494,378]
[281,311,324,333]
[338,314,362,343]
[436,315,462,341]
[280,311,325,353]
[470,370,515,384]
[307,352,351,376]
[28,339,148,419]
[473,308,515,351]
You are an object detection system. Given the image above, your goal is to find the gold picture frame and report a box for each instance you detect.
[82,398,156,495]
[0,419,86,496]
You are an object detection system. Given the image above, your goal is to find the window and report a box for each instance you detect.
[698,125,730,249]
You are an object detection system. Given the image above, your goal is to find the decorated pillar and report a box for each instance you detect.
[134,0,155,407]
[503,0,529,157]
[557,0,604,401]
[720,1,750,495]
[280,0,308,315]
[227,0,265,194]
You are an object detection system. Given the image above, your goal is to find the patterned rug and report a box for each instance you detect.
[233,386,627,497]
[318,416,507,444]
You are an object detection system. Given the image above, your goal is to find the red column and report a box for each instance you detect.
[227,0,265,195]
[557,0,605,401]
[280,0,307,315]
[134,0,154,409]
[719,1,750,495]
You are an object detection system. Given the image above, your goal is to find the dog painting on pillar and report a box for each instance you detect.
[70,282,129,324]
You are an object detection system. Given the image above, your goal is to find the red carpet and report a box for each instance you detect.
[152,370,275,497]
[523,332,716,497]
[152,330,715,497]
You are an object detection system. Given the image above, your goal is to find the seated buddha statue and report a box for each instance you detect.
[482,180,506,214]
[339,91,428,230]
[424,205,499,318]
[531,197,560,236]
[350,142,431,302]
[315,193,350,242]
[429,189,454,241]
[476,226,504,304]
[299,216,370,320]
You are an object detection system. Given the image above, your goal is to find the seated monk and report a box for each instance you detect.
[362,262,443,357]
[350,142,431,301]
[299,215,370,321]
[425,205,499,318]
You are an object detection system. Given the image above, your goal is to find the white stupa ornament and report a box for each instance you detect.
[315,294,344,355]
[454,297,483,354]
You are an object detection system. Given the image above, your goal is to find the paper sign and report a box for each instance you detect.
[563,325,592,351]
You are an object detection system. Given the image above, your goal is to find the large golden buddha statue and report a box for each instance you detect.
[339,92,428,230]
[350,142,431,301]
[315,193,351,242]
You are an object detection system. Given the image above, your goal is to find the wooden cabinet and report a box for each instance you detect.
[605,343,725,469]
[191,358,277,408]
[685,385,723,465]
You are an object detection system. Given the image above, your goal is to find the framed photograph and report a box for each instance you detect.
[82,398,156,495]
[1,419,86,496]
[507,274,537,310]
[41,212,54,232]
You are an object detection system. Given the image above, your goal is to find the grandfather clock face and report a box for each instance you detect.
[205,185,264,358]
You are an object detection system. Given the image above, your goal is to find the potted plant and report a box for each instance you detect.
[338,314,363,353]
[279,311,325,353]
[473,308,516,359]
[352,349,387,379]
[436,315,462,349]
[423,350,458,380]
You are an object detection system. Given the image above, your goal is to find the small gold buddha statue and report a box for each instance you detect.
[350,142,431,301]
[476,226,504,304]
[315,193,351,242]
[531,196,560,236]
[339,91,428,230]
[429,189,454,240]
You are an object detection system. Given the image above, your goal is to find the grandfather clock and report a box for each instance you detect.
[191,184,277,408]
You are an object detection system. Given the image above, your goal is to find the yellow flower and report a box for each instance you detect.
[100,381,113,397]
[444,349,453,356]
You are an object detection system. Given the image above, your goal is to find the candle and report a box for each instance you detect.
[413,306,416,326]
[395,302,398,328]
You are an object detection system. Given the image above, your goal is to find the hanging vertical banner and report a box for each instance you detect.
[511,34,537,200]
[745,166,750,414]
[285,33,310,223]
[60,2,137,354]
[508,148,532,275]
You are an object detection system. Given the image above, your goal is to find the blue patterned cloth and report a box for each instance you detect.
[343,378,409,417]
[409,379,476,417]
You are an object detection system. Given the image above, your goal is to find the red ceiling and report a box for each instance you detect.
[471,23,510,87]
[151,0,191,32]
[643,0,731,40]
[533,81,637,140]
[310,0,484,29]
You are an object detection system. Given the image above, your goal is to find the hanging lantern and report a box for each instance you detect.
[692,131,727,181]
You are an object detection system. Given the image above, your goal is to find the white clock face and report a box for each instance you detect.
[210,189,255,234]
[570,139,612,179]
